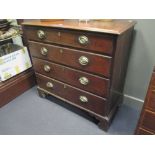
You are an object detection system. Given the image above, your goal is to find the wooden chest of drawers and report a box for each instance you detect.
[23,20,135,131]
[136,67,155,134]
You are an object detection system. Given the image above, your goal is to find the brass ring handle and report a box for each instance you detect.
[78,35,89,45]
[46,82,54,88]
[79,96,88,103]
[41,47,48,56]
[79,77,89,85]
[44,65,51,72]
[37,30,46,39]
[79,56,89,66]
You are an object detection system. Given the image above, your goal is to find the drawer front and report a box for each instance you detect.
[25,26,114,55]
[141,110,155,132]
[33,58,110,98]
[146,88,155,111]
[29,41,112,77]
[36,73,107,116]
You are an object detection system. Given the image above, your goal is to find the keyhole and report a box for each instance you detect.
[60,49,63,53]
[58,32,61,37]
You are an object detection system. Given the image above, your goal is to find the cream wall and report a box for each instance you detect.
[124,19,155,102]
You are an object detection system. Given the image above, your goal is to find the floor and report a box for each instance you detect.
[0,87,143,135]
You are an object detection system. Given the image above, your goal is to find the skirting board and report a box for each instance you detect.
[123,94,144,107]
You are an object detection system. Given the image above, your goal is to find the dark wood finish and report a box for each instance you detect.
[135,66,155,135]
[152,73,155,86]
[36,73,107,116]
[23,19,136,35]
[109,27,134,110]
[137,128,154,135]
[23,20,135,131]
[33,58,109,97]
[0,69,36,107]
[17,19,24,25]
[25,27,114,55]
[141,110,155,132]
[29,41,112,77]
[146,87,155,112]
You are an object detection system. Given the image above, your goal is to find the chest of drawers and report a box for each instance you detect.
[23,20,135,131]
[136,67,155,134]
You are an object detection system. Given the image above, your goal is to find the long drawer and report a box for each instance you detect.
[25,26,114,55]
[29,41,112,77]
[33,58,110,97]
[36,73,107,116]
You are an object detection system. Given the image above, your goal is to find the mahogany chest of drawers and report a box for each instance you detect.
[23,20,135,131]
[136,67,155,134]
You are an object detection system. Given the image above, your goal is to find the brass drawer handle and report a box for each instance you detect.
[79,96,88,103]
[79,77,89,85]
[41,47,48,56]
[44,65,51,72]
[37,30,46,39]
[46,82,54,88]
[79,56,89,66]
[78,35,89,45]
[152,89,155,93]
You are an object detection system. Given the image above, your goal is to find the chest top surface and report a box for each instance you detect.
[23,19,136,35]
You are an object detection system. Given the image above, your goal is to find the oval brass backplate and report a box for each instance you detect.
[79,77,89,85]
[41,47,48,56]
[78,35,89,45]
[37,30,46,39]
[44,65,51,72]
[79,96,88,103]
[79,56,89,66]
[46,82,54,88]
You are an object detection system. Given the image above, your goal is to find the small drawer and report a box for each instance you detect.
[141,110,155,133]
[25,26,114,55]
[146,88,155,112]
[29,41,112,78]
[33,58,110,98]
[36,73,107,116]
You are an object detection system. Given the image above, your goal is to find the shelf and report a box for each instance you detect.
[0,20,36,108]
[0,34,22,43]
[0,24,22,43]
